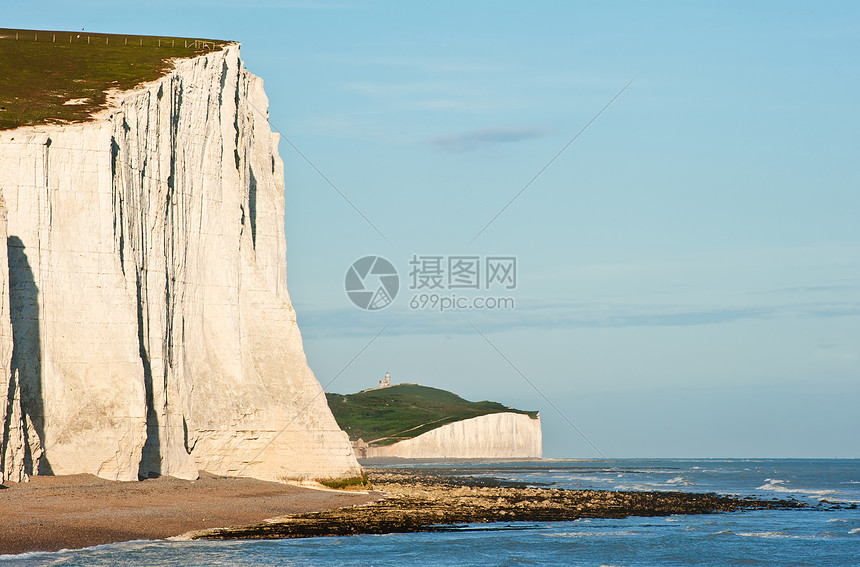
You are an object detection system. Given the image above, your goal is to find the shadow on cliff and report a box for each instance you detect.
[137,275,160,479]
[7,236,51,475]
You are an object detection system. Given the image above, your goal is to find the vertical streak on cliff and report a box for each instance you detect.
[0,195,19,482]
[110,138,125,275]
[248,168,257,249]
[237,60,256,251]
[137,273,159,478]
[7,236,46,476]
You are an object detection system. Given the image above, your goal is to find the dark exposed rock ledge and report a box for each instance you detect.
[196,468,805,540]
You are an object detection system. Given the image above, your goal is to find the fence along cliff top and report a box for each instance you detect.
[0,28,233,131]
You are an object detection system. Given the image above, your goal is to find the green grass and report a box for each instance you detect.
[318,471,372,490]
[326,384,539,446]
[0,28,231,130]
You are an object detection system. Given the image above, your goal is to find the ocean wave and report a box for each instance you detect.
[562,474,613,483]
[547,531,638,538]
[0,539,160,563]
[849,528,860,534]
[613,480,694,491]
[756,478,837,498]
[735,531,833,540]
[0,550,56,562]
[0,546,84,563]
[613,484,645,491]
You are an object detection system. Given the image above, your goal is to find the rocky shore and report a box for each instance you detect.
[197,468,804,541]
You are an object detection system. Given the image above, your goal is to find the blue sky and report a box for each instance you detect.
[8,1,859,457]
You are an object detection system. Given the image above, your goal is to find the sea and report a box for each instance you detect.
[3,459,858,566]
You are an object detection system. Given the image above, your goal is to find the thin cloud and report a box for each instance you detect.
[342,81,475,97]
[178,0,362,8]
[316,54,495,73]
[295,299,860,339]
[431,126,549,153]
[751,282,860,295]
[413,99,510,112]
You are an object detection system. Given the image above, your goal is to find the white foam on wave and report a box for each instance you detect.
[756,478,838,498]
[564,474,612,484]
[546,531,638,538]
[0,539,161,563]
[735,532,831,540]
[614,483,646,491]
[849,528,860,534]
[0,550,56,562]
[614,478,694,491]
[0,545,87,563]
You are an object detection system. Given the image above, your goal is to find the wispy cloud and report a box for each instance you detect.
[412,99,509,112]
[175,0,362,8]
[317,54,495,73]
[340,82,512,112]
[295,299,860,339]
[342,81,475,97]
[750,282,860,295]
[431,126,549,153]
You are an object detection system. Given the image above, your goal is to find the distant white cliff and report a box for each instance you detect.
[360,413,542,459]
[0,44,361,483]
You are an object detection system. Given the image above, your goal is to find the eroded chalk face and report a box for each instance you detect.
[0,45,360,483]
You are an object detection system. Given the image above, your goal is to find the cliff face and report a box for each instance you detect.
[361,413,542,459]
[0,45,361,482]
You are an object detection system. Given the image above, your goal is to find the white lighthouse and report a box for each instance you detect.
[379,371,391,388]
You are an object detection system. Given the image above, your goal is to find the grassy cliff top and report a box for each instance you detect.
[0,28,232,131]
[326,384,539,447]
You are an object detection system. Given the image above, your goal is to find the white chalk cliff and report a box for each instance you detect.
[361,413,542,459]
[0,44,362,483]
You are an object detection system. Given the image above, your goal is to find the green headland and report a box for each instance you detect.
[326,384,539,447]
[0,28,230,130]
